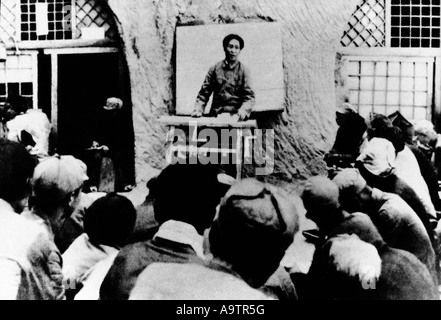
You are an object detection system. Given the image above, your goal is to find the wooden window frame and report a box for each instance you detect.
[0,50,38,109]
[385,0,441,48]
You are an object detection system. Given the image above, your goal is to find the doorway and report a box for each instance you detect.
[51,51,135,186]
[57,53,119,156]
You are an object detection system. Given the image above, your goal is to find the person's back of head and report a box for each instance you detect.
[388,111,414,145]
[378,126,405,153]
[378,246,439,300]
[316,233,382,300]
[367,113,393,140]
[0,139,36,212]
[332,168,370,212]
[208,178,299,288]
[149,164,225,235]
[301,176,343,230]
[84,193,136,248]
[6,94,31,115]
[414,119,438,145]
[0,102,17,123]
[32,155,88,212]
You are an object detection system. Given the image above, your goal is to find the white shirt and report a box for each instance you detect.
[7,109,51,158]
[153,220,205,259]
[395,145,436,218]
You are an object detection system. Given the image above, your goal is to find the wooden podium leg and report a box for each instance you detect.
[235,129,243,180]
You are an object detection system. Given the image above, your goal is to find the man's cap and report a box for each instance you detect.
[33,155,89,201]
[388,111,412,129]
[356,137,396,176]
[103,97,123,111]
[332,168,367,194]
[214,178,299,247]
[208,178,299,287]
[301,176,340,212]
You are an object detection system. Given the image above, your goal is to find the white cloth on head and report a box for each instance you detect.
[7,109,51,158]
[357,138,396,176]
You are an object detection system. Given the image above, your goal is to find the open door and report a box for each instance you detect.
[57,53,119,157]
[50,50,135,186]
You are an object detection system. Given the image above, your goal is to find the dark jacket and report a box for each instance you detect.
[99,237,204,300]
[330,112,367,157]
[357,163,435,244]
[408,144,441,211]
[306,213,438,300]
[325,112,367,168]
[365,190,437,284]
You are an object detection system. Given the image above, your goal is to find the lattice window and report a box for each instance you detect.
[341,0,386,47]
[0,54,36,106]
[390,0,441,47]
[0,0,117,42]
[75,0,117,40]
[342,0,441,47]
[0,0,20,43]
[346,56,433,122]
[20,0,73,41]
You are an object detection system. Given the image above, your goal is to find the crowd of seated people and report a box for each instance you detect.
[0,99,441,300]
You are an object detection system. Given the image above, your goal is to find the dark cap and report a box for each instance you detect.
[209,178,299,286]
[216,178,298,245]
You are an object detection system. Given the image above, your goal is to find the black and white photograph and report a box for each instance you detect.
[0,0,441,308]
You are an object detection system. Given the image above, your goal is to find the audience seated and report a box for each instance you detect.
[63,193,137,300]
[20,155,87,299]
[0,139,48,299]
[332,168,437,284]
[99,163,227,300]
[324,102,367,169]
[414,119,441,182]
[204,178,300,299]
[301,176,439,300]
[356,138,435,242]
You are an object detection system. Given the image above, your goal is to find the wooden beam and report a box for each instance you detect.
[3,38,118,50]
[338,47,441,58]
[158,115,257,128]
[43,47,119,55]
[51,53,58,149]
[385,0,391,48]
[31,52,38,110]
[434,57,441,132]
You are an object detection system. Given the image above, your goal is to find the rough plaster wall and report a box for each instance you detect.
[108,0,358,186]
